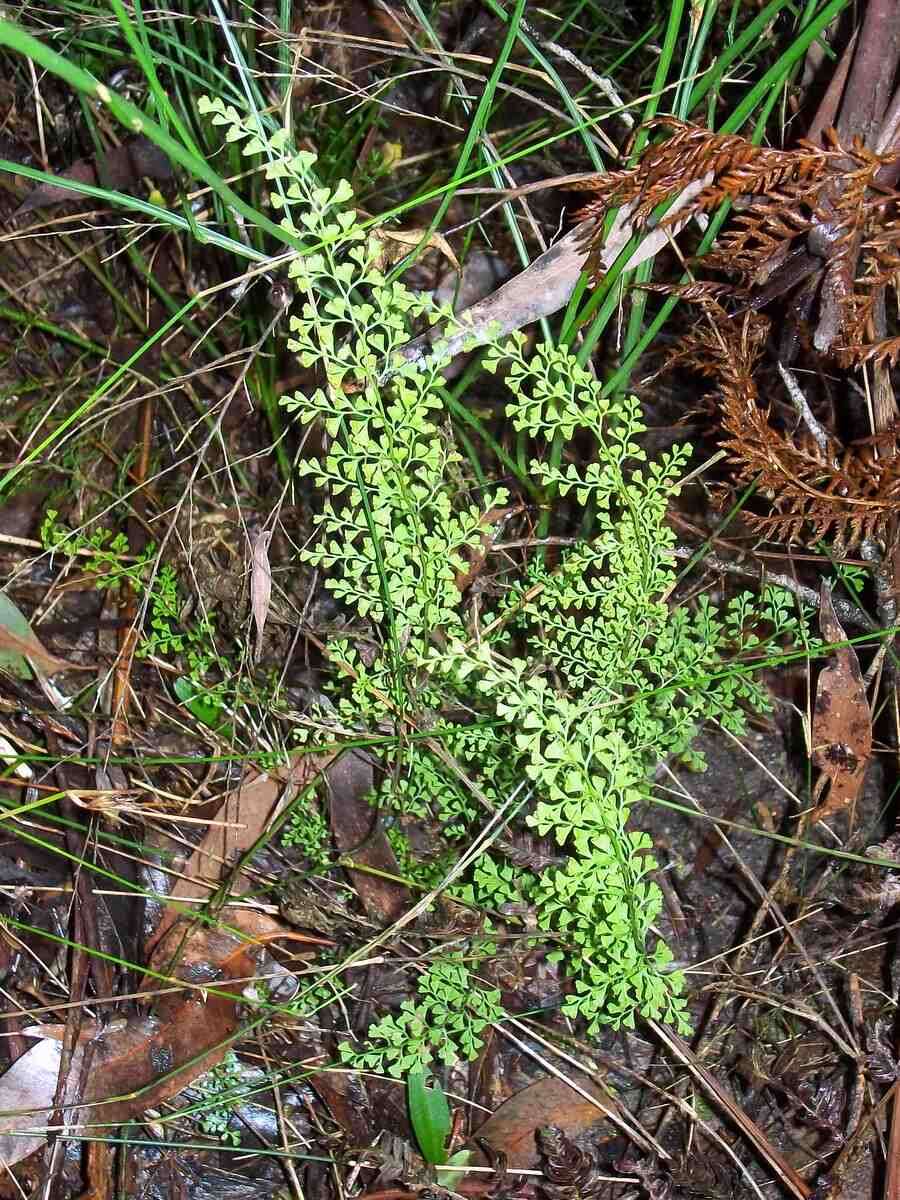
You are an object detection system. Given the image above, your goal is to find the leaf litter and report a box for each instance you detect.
[2,4,900,1199]
[808,581,873,824]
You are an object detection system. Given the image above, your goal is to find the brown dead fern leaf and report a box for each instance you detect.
[578,119,900,362]
[585,119,900,549]
[671,303,900,550]
[573,118,826,228]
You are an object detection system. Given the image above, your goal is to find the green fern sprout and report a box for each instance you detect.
[191,1050,244,1146]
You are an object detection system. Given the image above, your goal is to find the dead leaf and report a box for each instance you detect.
[0,910,318,1167]
[394,174,712,375]
[101,909,320,1117]
[311,1071,408,1147]
[471,1075,612,1169]
[0,591,78,677]
[434,251,510,312]
[14,136,174,216]
[250,529,273,663]
[454,503,524,592]
[328,750,408,924]
[431,252,515,381]
[0,1037,70,1166]
[809,581,872,822]
[372,226,460,273]
[147,754,332,954]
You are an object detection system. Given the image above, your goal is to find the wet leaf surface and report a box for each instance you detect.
[0,911,317,1167]
[148,755,331,952]
[470,1074,612,1169]
[809,581,873,822]
[328,750,408,924]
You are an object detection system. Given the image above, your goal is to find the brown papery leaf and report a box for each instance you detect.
[147,754,333,954]
[394,174,712,376]
[372,226,460,272]
[329,750,408,924]
[250,528,272,663]
[0,907,328,1161]
[471,1075,612,1170]
[808,581,872,822]
[0,911,322,1166]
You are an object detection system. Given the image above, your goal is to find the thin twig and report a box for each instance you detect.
[670,544,876,630]
[777,361,833,459]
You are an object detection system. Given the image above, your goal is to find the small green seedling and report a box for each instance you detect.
[173,676,234,738]
[407,1068,451,1165]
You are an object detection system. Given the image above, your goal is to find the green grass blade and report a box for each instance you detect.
[0,17,300,250]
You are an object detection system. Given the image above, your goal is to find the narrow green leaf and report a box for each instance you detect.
[407,1068,450,1165]
[172,677,233,738]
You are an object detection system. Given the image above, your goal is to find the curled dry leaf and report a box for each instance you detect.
[536,1125,606,1198]
[371,226,460,273]
[250,528,273,663]
[809,581,872,822]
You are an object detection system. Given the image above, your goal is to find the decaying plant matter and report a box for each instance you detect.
[576,117,900,364]
[667,302,900,549]
[575,117,900,551]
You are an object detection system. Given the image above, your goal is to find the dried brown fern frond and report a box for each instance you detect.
[672,303,900,551]
[574,118,825,219]
[591,119,900,548]
[580,119,900,359]
[636,280,741,302]
[851,334,900,364]
[574,117,827,236]
[707,201,815,281]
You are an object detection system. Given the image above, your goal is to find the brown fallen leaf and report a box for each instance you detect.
[14,136,174,216]
[328,750,408,924]
[311,1070,410,1149]
[147,753,332,954]
[250,529,273,663]
[92,925,255,1099]
[394,174,712,375]
[808,580,872,823]
[433,251,515,381]
[372,226,460,273]
[454,503,524,592]
[0,910,323,1168]
[470,1075,613,1170]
